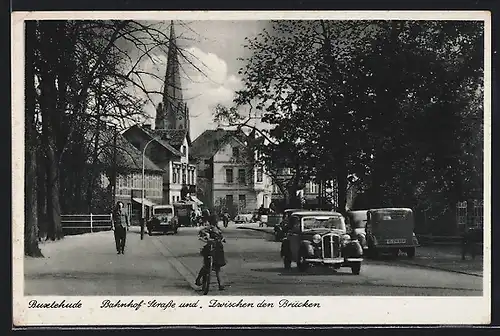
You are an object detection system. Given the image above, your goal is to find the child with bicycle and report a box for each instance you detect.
[195,211,226,291]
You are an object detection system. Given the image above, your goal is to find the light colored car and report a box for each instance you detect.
[234,213,253,223]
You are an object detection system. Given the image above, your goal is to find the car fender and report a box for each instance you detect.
[356,232,367,247]
[343,240,363,257]
[300,240,315,257]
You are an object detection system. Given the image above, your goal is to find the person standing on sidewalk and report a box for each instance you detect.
[112,201,129,254]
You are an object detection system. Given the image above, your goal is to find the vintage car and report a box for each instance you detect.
[280,211,364,274]
[274,208,303,241]
[365,208,419,259]
[147,205,179,235]
[346,210,369,250]
[173,201,199,227]
[234,213,254,223]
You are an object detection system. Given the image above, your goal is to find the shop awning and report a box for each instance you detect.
[132,198,157,207]
[189,195,203,205]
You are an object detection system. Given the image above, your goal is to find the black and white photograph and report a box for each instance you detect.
[12,11,490,326]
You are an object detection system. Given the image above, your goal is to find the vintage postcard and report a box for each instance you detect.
[12,11,491,326]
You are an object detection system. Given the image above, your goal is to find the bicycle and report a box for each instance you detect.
[199,237,225,295]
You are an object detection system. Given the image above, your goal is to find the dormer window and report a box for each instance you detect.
[182,145,186,155]
[232,147,239,157]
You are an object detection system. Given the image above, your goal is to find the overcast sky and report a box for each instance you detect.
[136,20,270,139]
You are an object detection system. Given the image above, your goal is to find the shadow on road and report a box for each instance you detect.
[250,266,355,276]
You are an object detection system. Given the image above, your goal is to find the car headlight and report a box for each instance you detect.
[312,234,321,244]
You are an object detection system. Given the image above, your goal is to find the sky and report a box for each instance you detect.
[135,20,270,139]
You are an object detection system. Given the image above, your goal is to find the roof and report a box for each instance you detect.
[291,211,344,217]
[151,129,187,148]
[125,125,182,157]
[368,208,413,213]
[284,208,303,214]
[90,126,163,173]
[191,129,248,159]
[114,135,164,172]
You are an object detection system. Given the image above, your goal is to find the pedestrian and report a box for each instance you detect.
[112,201,130,254]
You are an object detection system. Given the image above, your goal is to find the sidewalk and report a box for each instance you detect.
[399,245,483,277]
[24,228,193,296]
[238,224,483,277]
[236,222,274,234]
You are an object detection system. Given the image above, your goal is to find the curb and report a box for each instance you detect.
[236,226,274,234]
[396,260,483,278]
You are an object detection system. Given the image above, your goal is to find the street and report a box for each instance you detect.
[24,224,483,296]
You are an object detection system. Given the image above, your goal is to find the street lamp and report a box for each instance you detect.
[141,138,157,240]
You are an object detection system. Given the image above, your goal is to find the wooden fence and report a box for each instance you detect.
[61,214,113,234]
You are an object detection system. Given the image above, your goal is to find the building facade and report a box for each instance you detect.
[191,129,273,214]
[113,135,164,222]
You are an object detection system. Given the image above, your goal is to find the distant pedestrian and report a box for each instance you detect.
[112,201,130,254]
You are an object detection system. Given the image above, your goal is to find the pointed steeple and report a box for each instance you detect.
[155,20,188,131]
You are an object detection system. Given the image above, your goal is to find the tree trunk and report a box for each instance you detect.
[45,143,63,240]
[25,21,43,257]
[25,146,43,257]
[38,21,65,240]
[336,170,348,214]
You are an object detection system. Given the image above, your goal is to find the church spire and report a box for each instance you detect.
[155,20,187,131]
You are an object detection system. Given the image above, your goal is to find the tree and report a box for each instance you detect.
[216,20,373,211]
[26,20,206,247]
[219,19,483,229]
[25,21,43,257]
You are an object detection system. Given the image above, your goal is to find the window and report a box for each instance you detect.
[173,169,177,184]
[226,168,233,183]
[239,194,246,209]
[182,145,187,155]
[127,203,132,217]
[238,169,246,184]
[257,167,263,182]
[226,195,234,205]
[182,168,187,184]
[232,147,239,157]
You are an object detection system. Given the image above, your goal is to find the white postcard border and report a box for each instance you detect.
[12,10,492,326]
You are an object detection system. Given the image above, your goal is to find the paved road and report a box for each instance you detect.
[24,224,483,296]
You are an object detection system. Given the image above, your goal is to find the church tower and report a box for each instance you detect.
[155,21,189,132]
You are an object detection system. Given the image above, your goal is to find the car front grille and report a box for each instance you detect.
[322,234,340,258]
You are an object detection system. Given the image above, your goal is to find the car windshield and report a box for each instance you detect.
[373,211,412,222]
[155,208,173,215]
[302,216,345,231]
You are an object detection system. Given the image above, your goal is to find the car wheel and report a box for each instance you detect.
[297,250,309,272]
[351,262,361,275]
[283,255,291,270]
[406,247,416,259]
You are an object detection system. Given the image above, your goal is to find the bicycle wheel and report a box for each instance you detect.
[202,258,212,295]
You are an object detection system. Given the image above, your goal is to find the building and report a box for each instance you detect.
[113,134,165,222]
[191,128,273,214]
[270,168,322,209]
[122,21,199,206]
